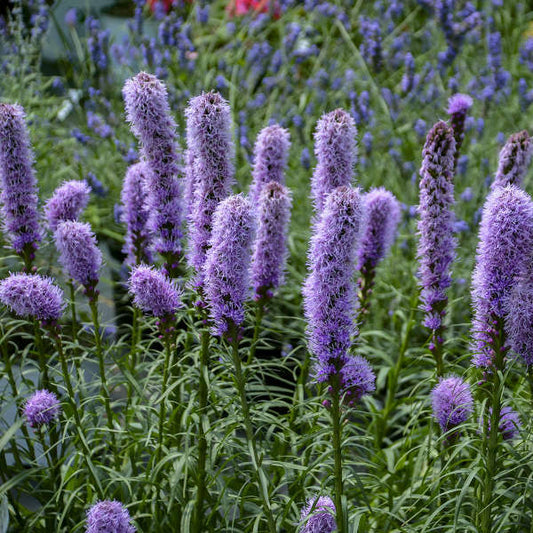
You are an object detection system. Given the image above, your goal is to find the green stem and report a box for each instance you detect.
[430,328,445,377]
[247,303,265,365]
[156,331,173,464]
[331,382,346,533]
[357,264,376,321]
[33,320,51,391]
[193,329,211,533]
[68,281,78,345]
[230,336,277,533]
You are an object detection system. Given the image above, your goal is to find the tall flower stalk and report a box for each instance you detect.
[446,93,473,174]
[0,103,41,269]
[491,130,532,190]
[470,185,533,531]
[417,121,456,376]
[123,72,183,277]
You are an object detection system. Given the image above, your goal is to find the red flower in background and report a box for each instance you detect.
[147,0,174,13]
[227,0,280,19]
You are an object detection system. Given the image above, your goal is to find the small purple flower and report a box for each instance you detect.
[44,180,91,231]
[128,265,182,318]
[303,186,363,382]
[417,121,456,333]
[311,109,357,213]
[299,495,336,533]
[251,182,292,298]
[120,162,153,266]
[447,93,473,172]
[491,130,532,190]
[338,354,376,405]
[123,72,183,264]
[431,376,473,432]
[54,221,102,290]
[498,407,521,440]
[0,273,64,321]
[24,389,61,428]
[249,125,291,206]
[358,188,400,271]
[64,8,77,27]
[186,92,235,287]
[204,195,255,337]
[505,275,533,366]
[471,186,533,367]
[86,500,136,533]
[0,104,41,257]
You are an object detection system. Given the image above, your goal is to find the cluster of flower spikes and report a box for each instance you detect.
[0,103,41,260]
[303,185,374,402]
[123,72,183,272]
[417,121,457,335]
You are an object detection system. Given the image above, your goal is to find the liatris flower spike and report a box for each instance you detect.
[505,273,533,366]
[338,354,376,406]
[497,407,521,440]
[447,93,473,172]
[204,194,255,338]
[303,185,363,383]
[44,180,91,231]
[54,221,102,298]
[491,130,532,190]
[120,162,152,266]
[299,495,336,533]
[471,186,533,367]
[251,181,292,300]
[186,91,235,289]
[417,121,456,375]
[123,72,183,273]
[249,124,291,206]
[0,273,64,322]
[128,265,182,323]
[311,109,357,213]
[357,187,400,314]
[24,389,61,428]
[85,500,136,533]
[431,376,473,434]
[0,103,41,264]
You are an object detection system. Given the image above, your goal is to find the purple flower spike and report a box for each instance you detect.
[249,124,291,206]
[54,221,102,289]
[431,376,473,433]
[0,103,41,257]
[204,195,255,336]
[417,121,456,333]
[303,186,363,382]
[338,354,375,405]
[505,274,533,366]
[0,273,64,321]
[471,186,533,367]
[128,265,182,318]
[186,92,235,288]
[447,93,473,171]
[358,187,400,271]
[24,389,61,428]
[299,495,336,533]
[251,181,292,298]
[491,130,532,190]
[44,180,91,231]
[86,500,136,533]
[311,109,357,213]
[498,406,521,440]
[123,72,183,264]
[120,162,153,266]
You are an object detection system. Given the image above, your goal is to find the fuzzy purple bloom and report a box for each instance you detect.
[491,130,532,190]
[431,376,473,432]
[505,274,533,366]
[497,406,521,440]
[299,495,336,533]
[186,92,235,287]
[44,180,91,231]
[54,221,102,289]
[447,93,473,172]
[120,162,153,266]
[303,186,363,382]
[24,389,61,428]
[358,187,400,271]
[0,273,64,321]
[311,109,357,213]
[0,103,41,255]
[249,125,291,206]
[128,265,182,318]
[251,182,292,298]
[123,72,183,261]
[337,354,376,405]
[86,500,136,533]
[417,121,457,332]
[204,195,254,336]
[471,186,533,367]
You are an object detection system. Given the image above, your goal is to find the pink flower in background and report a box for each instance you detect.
[228,0,280,18]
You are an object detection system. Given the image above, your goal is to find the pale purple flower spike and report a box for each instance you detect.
[44,180,91,231]
[86,500,136,533]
